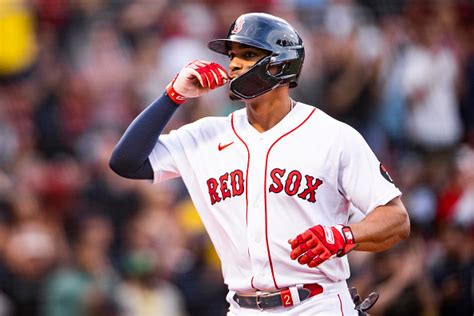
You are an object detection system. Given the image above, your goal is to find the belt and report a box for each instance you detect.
[233,283,323,311]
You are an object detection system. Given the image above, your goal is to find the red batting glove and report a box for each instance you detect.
[289,224,357,268]
[166,60,229,104]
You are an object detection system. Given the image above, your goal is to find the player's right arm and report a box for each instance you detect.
[109,61,228,180]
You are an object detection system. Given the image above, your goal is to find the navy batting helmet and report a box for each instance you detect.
[208,13,305,99]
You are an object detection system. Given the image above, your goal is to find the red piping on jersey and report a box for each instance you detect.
[264,107,316,290]
[231,113,256,289]
[231,113,250,225]
[338,294,344,315]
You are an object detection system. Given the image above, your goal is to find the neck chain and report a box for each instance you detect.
[289,98,295,111]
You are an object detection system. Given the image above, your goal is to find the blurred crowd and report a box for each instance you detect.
[0,0,472,315]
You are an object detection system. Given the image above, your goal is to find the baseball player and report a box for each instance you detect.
[110,13,410,315]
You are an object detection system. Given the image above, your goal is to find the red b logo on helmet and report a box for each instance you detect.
[231,17,244,34]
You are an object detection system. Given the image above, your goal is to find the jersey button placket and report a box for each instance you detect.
[254,198,263,242]
[254,232,261,243]
[246,138,267,274]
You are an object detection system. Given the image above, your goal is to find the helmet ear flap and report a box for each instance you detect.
[267,62,286,77]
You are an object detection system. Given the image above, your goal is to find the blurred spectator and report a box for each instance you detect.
[397,154,438,235]
[319,0,384,151]
[43,214,119,316]
[75,21,135,129]
[0,190,60,316]
[458,2,474,145]
[376,15,408,153]
[118,250,186,316]
[430,224,473,316]
[0,106,19,168]
[117,206,187,316]
[117,0,166,50]
[126,182,188,273]
[0,0,38,83]
[400,5,462,152]
[172,200,228,316]
[33,72,93,158]
[352,234,438,316]
[437,145,474,227]
[77,130,141,262]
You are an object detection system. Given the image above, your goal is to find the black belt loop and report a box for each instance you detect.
[256,294,263,311]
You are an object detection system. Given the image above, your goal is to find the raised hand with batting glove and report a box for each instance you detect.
[289,224,357,267]
[166,60,229,104]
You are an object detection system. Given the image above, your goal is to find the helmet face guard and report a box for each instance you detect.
[208,13,305,100]
[230,50,302,99]
[230,56,278,99]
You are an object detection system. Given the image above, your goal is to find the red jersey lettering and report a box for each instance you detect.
[219,173,232,200]
[285,170,302,196]
[298,176,323,203]
[207,178,221,205]
[230,169,244,196]
[269,168,285,193]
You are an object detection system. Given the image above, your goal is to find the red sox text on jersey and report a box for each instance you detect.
[206,168,324,205]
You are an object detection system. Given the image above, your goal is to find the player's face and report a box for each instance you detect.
[227,43,268,75]
[227,43,270,100]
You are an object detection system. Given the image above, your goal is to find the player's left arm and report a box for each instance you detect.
[347,196,409,252]
[289,196,409,267]
[290,125,410,267]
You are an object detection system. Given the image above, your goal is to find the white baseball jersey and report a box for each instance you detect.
[149,102,401,293]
